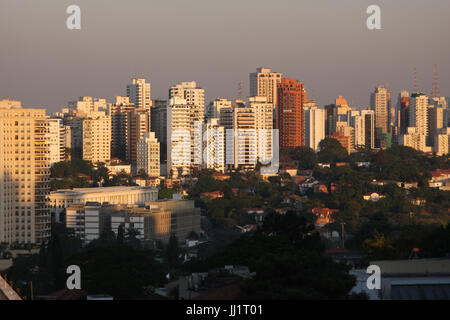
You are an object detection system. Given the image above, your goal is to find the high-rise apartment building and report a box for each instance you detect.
[169,81,205,111]
[398,127,427,152]
[218,101,234,130]
[151,100,168,164]
[409,93,429,138]
[228,103,257,170]
[335,124,354,154]
[207,98,232,120]
[197,118,225,172]
[277,78,306,148]
[328,100,351,135]
[398,91,410,135]
[428,104,445,146]
[167,97,197,177]
[349,111,365,149]
[63,96,110,159]
[304,105,325,152]
[167,82,205,178]
[0,101,50,244]
[433,128,449,156]
[127,109,151,167]
[47,118,68,166]
[110,96,135,160]
[371,86,391,134]
[127,78,152,110]
[250,67,282,107]
[249,96,273,164]
[136,132,160,177]
[67,96,110,118]
[371,86,391,147]
[64,116,84,157]
[82,116,111,164]
[361,110,375,149]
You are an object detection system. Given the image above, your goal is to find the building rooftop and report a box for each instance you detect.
[51,186,156,195]
[371,259,450,276]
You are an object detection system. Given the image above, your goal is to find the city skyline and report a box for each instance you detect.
[1,0,449,112]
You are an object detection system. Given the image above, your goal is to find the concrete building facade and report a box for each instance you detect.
[0,102,51,244]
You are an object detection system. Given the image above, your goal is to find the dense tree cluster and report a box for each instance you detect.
[50,160,135,190]
[185,212,358,299]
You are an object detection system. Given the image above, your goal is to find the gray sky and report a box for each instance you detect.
[1,0,449,112]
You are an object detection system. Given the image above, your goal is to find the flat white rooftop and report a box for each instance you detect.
[52,186,156,195]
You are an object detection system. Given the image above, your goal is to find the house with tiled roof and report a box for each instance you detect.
[429,169,450,190]
[310,208,339,227]
[200,191,224,200]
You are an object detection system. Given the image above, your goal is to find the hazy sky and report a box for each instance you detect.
[1,0,449,112]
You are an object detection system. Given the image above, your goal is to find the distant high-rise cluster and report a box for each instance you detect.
[1,66,449,245]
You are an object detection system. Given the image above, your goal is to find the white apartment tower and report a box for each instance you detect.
[249,96,273,164]
[348,110,370,150]
[197,118,225,172]
[0,101,51,244]
[304,106,325,151]
[68,96,110,118]
[228,103,257,169]
[398,127,427,152]
[167,82,205,178]
[250,67,282,107]
[137,132,160,177]
[434,128,449,156]
[127,78,152,110]
[82,116,111,164]
[47,118,69,166]
[169,81,205,111]
[167,97,196,178]
[409,93,429,137]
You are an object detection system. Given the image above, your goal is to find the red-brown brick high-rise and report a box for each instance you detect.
[277,78,307,148]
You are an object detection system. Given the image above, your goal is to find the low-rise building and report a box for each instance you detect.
[363,193,385,202]
[429,169,450,190]
[65,199,202,245]
[48,186,158,221]
[107,164,132,175]
[279,167,298,177]
[372,259,450,300]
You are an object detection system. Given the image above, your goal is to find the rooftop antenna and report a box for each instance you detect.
[431,64,440,99]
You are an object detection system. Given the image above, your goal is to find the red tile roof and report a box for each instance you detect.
[431,169,450,178]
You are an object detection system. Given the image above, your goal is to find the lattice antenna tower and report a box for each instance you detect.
[237,81,243,100]
[431,64,440,99]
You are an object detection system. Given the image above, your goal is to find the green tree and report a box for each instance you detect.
[292,146,318,170]
[186,212,356,299]
[117,225,125,245]
[159,187,174,200]
[66,246,166,299]
[165,234,181,268]
[318,138,348,163]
